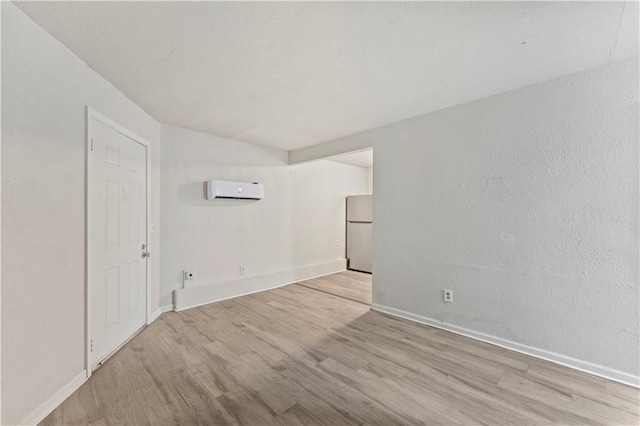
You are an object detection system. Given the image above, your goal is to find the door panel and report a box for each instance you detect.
[105,179,120,247]
[126,261,140,314]
[104,267,119,329]
[347,222,373,273]
[90,118,147,368]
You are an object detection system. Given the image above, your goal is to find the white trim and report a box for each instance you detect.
[174,259,346,311]
[18,371,87,426]
[371,303,640,389]
[149,304,174,323]
[85,107,152,378]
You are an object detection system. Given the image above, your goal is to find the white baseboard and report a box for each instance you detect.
[371,303,640,389]
[149,308,161,324]
[174,259,346,311]
[19,370,87,426]
[148,304,174,323]
[22,302,174,425]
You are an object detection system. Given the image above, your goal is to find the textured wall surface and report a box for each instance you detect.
[160,125,366,306]
[1,4,161,424]
[15,2,638,151]
[374,58,639,376]
[365,168,373,195]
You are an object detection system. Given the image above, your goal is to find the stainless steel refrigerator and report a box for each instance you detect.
[346,195,373,273]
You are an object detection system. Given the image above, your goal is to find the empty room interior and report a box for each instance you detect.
[1,1,639,425]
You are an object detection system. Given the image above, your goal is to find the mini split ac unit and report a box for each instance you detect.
[206,180,264,200]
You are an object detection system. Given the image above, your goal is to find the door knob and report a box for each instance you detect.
[142,251,151,258]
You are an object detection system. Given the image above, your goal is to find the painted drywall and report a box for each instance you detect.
[365,168,373,195]
[0,2,2,422]
[15,2,638,151]
[160,125,366,307]
[329,149,373,169]
[373,58,639,377]
[1,3,161,424]
[289,130,375,164]
[0,2,3,421]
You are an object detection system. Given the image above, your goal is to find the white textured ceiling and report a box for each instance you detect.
[15,1,638,151]
[330,150,373,168]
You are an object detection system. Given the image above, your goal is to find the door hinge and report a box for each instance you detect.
[90,338,93,352]
[90,138,94,151]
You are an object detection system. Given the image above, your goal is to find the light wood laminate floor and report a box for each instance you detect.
[42,272,639,425]
[297,270,372,305]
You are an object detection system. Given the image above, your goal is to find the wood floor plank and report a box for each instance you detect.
[41,271,639,425]
[297,270,372,305]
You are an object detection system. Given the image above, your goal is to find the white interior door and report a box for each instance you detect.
[90,118,147,368]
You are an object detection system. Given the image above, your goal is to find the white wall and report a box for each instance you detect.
[373,58,639,378]
[160,125,366,306]
[0,3,4,422]
[289,130,374,164]
[365,168,373,194]
[1,4,162,424]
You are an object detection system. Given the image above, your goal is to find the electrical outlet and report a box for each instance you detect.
[443,289,453,303]
[239,266,245,276]
[184,270,196,281]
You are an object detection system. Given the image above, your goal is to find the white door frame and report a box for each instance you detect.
[85,106,152,378]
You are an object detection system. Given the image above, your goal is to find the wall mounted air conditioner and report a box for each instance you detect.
[206,180,264,200]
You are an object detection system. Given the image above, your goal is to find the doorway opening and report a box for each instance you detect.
[298,148,373,305]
